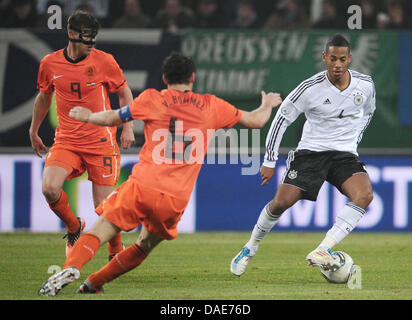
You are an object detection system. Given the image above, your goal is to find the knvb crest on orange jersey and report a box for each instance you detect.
[85,65,96,77]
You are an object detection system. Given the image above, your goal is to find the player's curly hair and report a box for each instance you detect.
[162,52,196,85]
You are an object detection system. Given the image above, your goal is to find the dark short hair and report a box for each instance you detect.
[325,34,351,53]
[67,11,100,32]
[162,52,196,85]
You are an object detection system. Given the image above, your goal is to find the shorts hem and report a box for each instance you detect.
[102,212,126,231]
[281,182,307,192]
[44,160,73,176]
[88,177,118,187]
[351,171,368,177]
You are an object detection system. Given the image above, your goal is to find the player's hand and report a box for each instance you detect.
[260,165,275,186]
[120,123,135,149]
[30,133,47,158]
[69,106,91,122]
[261,91,282,109]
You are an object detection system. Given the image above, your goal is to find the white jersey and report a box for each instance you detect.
[263,69,376,168]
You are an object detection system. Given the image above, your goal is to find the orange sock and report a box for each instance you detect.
[48,190,79,233]
[88,244,147,288]
[64,233,101,270]
[108,233,123,256]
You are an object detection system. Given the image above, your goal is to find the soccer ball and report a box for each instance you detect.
[320,251,355,284]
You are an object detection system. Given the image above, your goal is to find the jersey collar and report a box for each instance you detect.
[325,70,352,93]
[63,47,88,64]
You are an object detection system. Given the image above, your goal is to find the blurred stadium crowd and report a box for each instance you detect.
[0,0,411,31]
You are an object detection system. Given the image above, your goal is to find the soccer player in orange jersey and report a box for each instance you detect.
[38,52,282,296]
[29,12,134,259]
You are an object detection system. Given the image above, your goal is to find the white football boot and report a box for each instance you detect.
[306,248,344,271]
[38,267,80,296]
[230,245,258,276]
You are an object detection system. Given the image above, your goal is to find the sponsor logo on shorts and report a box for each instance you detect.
[288,169,298,179]
[102,173,112,178]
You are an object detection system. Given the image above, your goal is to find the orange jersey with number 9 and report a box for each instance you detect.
[37,48,127,154]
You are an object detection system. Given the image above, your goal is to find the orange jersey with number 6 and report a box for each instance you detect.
[126,88,242,202]
[37,48,127,154]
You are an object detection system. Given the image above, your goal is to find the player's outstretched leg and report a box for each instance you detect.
[38,267,80,296]
[231,186,299,276]
[231,204,282,276]
[76,226,161,294]
[306,248,344,271]
[231,204,281,276]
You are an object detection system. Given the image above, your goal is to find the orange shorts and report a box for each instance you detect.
[95,180,188,240]
[44,144,120,186]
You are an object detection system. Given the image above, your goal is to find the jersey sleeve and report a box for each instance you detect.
[365,81,376,114]
[37,57,54,93]
[212,95,242,129]
[128,89,154,121]
[263,97,302,168]
[262,78,310,166]
[356,81,376,145]
[283,81,310,113]
[104,54,128,93]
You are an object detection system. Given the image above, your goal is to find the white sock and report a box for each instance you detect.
[317,202,365,250]
[247,204,281,250]
[316,234,337,250]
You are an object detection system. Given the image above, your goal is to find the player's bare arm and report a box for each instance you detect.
[238,91,282,129]
[29,91,53,157]
[69,107,123,127]
[117,86,135,149]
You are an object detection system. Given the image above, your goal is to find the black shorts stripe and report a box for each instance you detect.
[281,150,295,183]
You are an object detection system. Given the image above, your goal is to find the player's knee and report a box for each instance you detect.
[352,191,373,209]
[42,183,61,202]
[137,237,153,253]
[137,233,163,254]
[269,198,291,215]
[363,191,374,207]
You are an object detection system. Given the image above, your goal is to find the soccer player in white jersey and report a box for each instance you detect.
[231,34,376,276]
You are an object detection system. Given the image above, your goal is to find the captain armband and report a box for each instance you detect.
[119,105,132,122]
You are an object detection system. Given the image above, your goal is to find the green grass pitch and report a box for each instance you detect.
[1,232,412,300]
